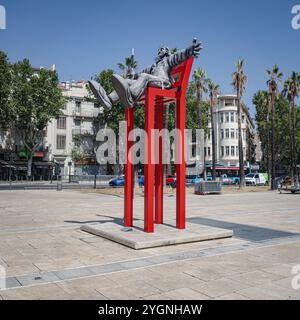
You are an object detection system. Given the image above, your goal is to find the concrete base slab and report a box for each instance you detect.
[81,220,233,250]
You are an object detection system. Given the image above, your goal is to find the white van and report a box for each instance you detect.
[245,173,266,186]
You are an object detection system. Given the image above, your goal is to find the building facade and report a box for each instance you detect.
[45,80,103,176]
[204,94,255,168]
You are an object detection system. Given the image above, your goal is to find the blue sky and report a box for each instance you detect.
[0,0,299,115]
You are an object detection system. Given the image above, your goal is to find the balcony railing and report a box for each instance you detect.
[72,128,95,136]
[72,110,99,118]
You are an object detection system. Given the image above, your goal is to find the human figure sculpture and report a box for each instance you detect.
[89,39,202,108]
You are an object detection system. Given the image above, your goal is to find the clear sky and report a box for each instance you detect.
[0,0,299,115]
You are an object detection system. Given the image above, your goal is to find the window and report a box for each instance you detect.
[230,112,234,122]
[226,146,229,156]
[231,146,235,156]
[56,135,66,150]
[220,129,224,139]
[74,139,81,147]
[242,115,245,123]
[225,129,229,139]
[74,119,81,128]
[226,112,229,122]
[75,101,81,113]
[207,131,211,140]
[192,145,196,157]
[231,129,235,139]
[57,116,66,129]
[208,147,211,157]
[220,113,224,123]
[221,146,224,157]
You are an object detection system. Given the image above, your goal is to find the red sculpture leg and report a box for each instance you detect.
[176,94,186,229]
[144,90,155,233]
[124,107,134,227]
[155,101,164,224]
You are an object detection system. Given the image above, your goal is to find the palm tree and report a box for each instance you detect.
[192,68,208,178]
[117,50,138,79]
[266,65,283,190]
[282,72,300,185]
[262,91,271,183]
[207,79,220,180]
[232,59,247,188]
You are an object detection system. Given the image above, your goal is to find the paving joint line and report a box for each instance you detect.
[2,234,300,291]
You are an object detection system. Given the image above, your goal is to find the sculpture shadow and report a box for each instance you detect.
[187,217,299,242]
[64,214,145,232]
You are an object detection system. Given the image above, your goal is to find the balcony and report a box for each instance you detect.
[72,128,95,136]
[72,109,99,118]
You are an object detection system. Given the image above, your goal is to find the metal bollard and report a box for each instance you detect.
[57,176,62,191]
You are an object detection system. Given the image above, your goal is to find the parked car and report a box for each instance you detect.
[109,175,125,187]
[186,175,203,185]
[245,173,266,186]
[138,175,144,186]
[166,175,176,186]
[221,174,240,185]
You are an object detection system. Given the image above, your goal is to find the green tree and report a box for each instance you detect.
[117,53,138,79]
[254,91,291,177]
[0,52,13,130]
[192,68,209,177]
[207,79,220,180]
[8,59,65,177]
[93,69,125,134]
[266,65,283,189]
[282,72,300,184]
[232,59,247,188]
[253,91,270,173]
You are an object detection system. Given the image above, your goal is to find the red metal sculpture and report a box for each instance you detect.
[124,57,194,232]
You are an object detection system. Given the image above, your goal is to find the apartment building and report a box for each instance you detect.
[45,80,102,176]
[204,94,255,168]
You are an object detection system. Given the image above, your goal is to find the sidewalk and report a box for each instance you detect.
[0,190,299,299]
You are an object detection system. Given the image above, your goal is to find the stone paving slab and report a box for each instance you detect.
[81,220,233,249]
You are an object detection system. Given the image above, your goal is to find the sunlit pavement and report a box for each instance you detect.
[0,189,300,300]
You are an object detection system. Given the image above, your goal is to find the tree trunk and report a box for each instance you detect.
[237,89,245,188]
[266,112,270,185]
[165,103,172,176]
[27,156,33,179]
[291,100,298,185]
[271,92,276,190]
[203,141,207,180]
[210,97,216,180]
[197,89,205,178]
[288,101,294,182]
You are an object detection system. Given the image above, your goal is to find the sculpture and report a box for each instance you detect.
[89,39,202,108]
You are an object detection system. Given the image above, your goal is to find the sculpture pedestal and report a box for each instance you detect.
[81,220,233,250]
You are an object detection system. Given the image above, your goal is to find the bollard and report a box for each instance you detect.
[57,176,62,191]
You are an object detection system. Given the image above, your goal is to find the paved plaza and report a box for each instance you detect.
[0,189,300,300]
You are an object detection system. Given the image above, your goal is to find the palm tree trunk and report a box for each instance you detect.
[288,101,294,182]
[165,103,172,176]
[237,89,245,188]
[210,97,216,180]
[203,145,207,180]
[266,112,270,185]
[271,92,276,190]
[197,89,205,178]
[292,99,298,184]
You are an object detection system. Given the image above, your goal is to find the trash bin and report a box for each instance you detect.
[195,181,222,195]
